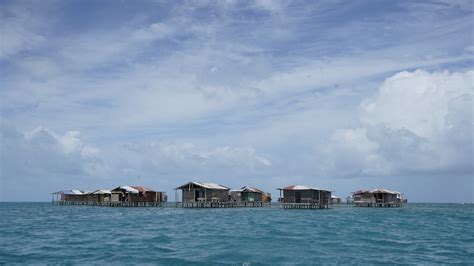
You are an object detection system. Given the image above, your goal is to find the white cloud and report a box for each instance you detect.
[251,55,472,99]
[253,0,288,14]
[327,69,473,176]
[1,124,103,183]
[0,4,46,60]
[327,128,389,176]
[23,127,98,156]
[117,142,272,178]
[0,122,272,200]
[360,70,473,139]
[1,1,472,202]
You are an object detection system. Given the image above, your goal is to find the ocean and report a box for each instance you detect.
[1,203,472,264]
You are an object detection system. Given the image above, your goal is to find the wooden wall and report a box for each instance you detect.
[182,188,230,202]
[283,190,331,204]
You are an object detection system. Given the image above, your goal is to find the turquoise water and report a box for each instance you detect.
[1,203,473,264]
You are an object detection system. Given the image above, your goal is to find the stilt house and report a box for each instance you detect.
[352,189,404,207]
[175,182,230,205]
[278,185,332,209]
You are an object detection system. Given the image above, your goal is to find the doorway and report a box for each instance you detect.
[295,191,301,203]
[195,190,200,201]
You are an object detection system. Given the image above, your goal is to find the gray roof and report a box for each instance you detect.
[232,186,264,193]
[92,189,112,194]
[175,181,230,190]
[57,190,85,195]
[278,185,331,192]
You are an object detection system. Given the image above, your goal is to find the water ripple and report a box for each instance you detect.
[0,203,472,264]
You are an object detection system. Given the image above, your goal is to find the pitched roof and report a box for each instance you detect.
[352,189,371,194]
[175,181,230,190]
[61,190,86,195]
[111,186,140,193]
[353,189,401,195]
[279,185,331,192]
[92,189,112,194]
[371,188,400,194]
[240,186,264,193]
[130,186,155,192]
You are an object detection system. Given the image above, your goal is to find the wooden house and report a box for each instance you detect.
[230,186,271,206]
[53,190,88,203]
[277,185,332,209]
[88,190,113,203]
[110,186,166,206]
[331,195,342,204]
[175,181,230,207]
[352,189,404,207]
[52,186,166,207]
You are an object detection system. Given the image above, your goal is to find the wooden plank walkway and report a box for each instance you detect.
[353,202,404,207]
[281,203,330,209]
[53,201,165,207]
[53,201,404,208]
[181,201,270,208]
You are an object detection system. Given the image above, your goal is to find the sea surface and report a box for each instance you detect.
[0,203,473,264]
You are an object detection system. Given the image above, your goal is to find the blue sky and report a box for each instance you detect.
[1,0,473,202]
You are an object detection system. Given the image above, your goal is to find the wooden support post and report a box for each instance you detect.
[175,189,178,208]
[279,189,282,207]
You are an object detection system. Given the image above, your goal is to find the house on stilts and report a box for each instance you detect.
[230,186,271,207]
[331,195,342,204]
[352,189,405,207]
[52,186,166,207]
[277,185,332,209]
[110,186,166,206]
[175,181,232,208]
[52,190,89,204]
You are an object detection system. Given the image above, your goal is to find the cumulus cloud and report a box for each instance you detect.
[1,125,102,179]
[360,70,473,138]
[0,122,271,200]
[327,70,473,176]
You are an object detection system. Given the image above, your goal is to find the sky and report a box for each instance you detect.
[0,0,473,203]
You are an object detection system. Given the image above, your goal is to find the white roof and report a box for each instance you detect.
[61,189,85,195]
[92,189,112,194]
[331,195,340,199]
[111,186,140,193]
[371,188,400,194]
[201,183,229,189]
[280,185,331,191]
[176,181,230,190]
[293,185,315,190]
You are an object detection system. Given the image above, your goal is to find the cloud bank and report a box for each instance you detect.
[327,70,473,177]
